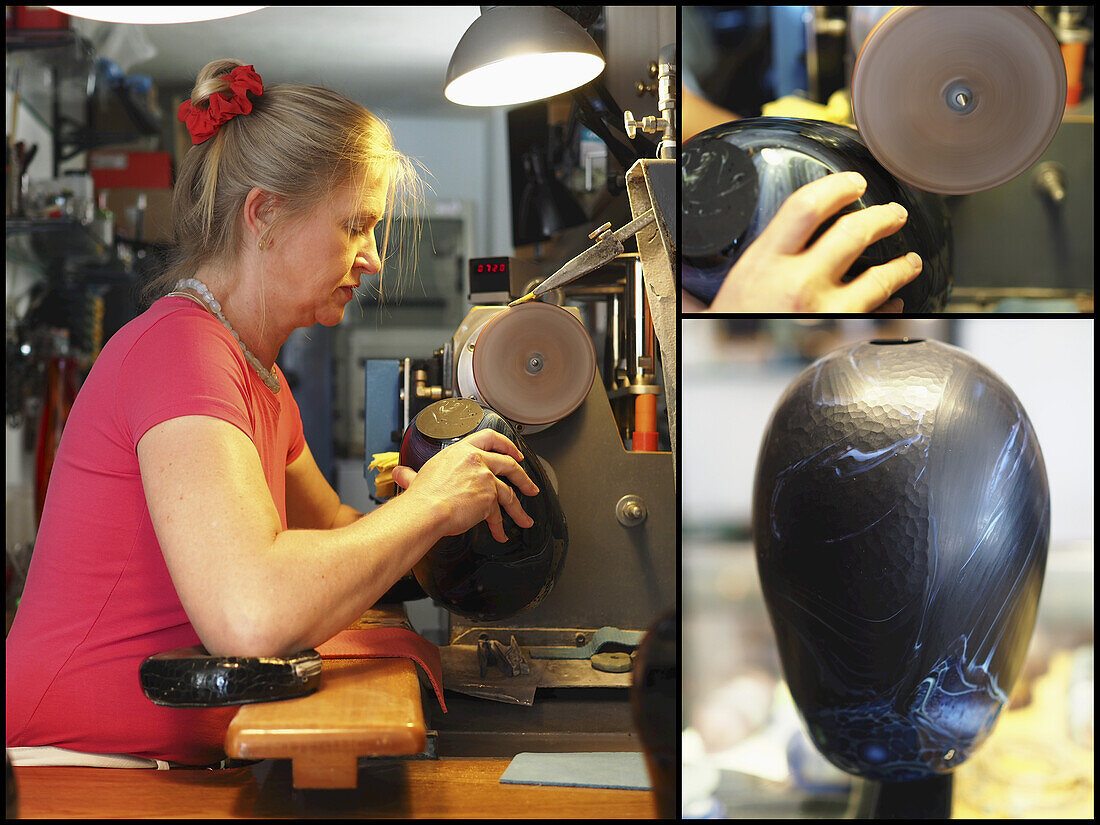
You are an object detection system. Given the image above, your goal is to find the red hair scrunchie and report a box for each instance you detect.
[177,65,264,145]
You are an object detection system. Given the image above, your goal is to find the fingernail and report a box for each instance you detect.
[906,252,923,269]
[845,172,867,193]
[888,202,908,220]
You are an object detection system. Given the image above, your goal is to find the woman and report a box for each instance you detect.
[6,59,537,768]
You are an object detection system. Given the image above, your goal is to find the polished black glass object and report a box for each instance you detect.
[631,608,678,819]
[682,118,952,311]
[753,339,1049,783]
[399,397,567,621]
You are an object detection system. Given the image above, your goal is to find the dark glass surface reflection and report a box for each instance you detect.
[682,118,952,312]
[753,340,1049,782]
[631,608,678,819]
[399,398,567,622]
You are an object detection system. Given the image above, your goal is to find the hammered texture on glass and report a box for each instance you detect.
[139,647,322,707]
[753,339,1049,782]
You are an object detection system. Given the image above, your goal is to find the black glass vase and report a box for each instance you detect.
[399,397,567,622]
[630,608,678,819]
[682,118,952,311]
[753,339,1049,785]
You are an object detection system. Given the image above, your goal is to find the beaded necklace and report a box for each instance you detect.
[168,278,280,394]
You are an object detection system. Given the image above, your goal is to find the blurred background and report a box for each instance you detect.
[681,318,1094,818]
[681,5,1095,312]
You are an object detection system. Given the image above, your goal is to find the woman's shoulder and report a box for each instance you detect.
[108,297,236,362]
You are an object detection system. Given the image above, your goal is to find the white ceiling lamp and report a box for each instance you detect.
[445,6,605,107]
[49,7,266,25]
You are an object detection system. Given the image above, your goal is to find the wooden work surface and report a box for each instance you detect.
[225,607,427,788]
[10,758,658,819]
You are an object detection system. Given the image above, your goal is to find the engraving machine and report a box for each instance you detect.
[364,46,677,731]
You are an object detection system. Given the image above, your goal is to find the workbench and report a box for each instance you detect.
[9,758,658,818]
[7,604,659,818]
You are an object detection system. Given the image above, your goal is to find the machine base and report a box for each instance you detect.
[427,687,637,758]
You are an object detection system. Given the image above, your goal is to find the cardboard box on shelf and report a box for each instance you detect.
[92,93,137,135]
[88,137,161,156]
[91,79,163,139]
[100,188,174,244]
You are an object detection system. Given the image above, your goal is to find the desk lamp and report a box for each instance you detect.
[49,6,264,24]
[445,6,658,168]
[445,6,605,107]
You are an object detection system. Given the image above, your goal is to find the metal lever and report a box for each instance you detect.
[509,209,656,306]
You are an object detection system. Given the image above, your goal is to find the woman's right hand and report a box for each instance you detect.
[390,429,539,543]
[706,172,923,313]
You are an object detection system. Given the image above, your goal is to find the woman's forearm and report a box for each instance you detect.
[330,502,365,529]
[217,492,446,657]
[140,416,522,660]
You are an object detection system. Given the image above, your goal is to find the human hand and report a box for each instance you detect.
[706,172,923,313]
[390,429,539,543]
[683,85,740,142]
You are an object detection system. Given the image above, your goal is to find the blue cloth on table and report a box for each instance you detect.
[499,751,651,790]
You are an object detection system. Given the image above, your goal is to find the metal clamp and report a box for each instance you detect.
[477,635,531,678]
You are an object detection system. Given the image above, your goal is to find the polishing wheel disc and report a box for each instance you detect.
[852,6,1066,195]
[470,302,596,426]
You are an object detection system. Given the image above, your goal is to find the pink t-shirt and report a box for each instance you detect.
[6,296,306,765]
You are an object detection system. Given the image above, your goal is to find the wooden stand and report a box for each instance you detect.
[854,773,953,819]
[225,606,427,788]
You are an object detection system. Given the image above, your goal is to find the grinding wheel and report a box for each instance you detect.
[466,302,596,426]
[852,6,1066,195]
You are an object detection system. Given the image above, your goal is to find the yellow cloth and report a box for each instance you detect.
[952,649,1094,818]
[368,451,400,500]
[761,89,853,126]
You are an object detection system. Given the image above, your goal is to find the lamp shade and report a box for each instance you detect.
[445,6,605,107]
[50,6,264,24]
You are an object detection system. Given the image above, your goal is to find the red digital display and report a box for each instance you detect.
[475,262,508,274]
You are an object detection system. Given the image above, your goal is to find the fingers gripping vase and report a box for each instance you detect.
[681,118,952,312]
[753,339,1049,784]
[399,397,567,622]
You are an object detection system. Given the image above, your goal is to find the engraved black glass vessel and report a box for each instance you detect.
[631,608,678,819]
[753,339,1049,784]
[399,397,567,622]
[682,118,952,311]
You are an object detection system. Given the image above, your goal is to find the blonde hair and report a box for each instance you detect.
[142,58,422,311]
